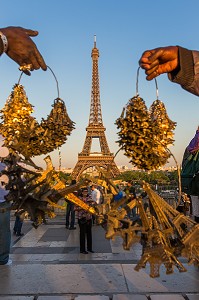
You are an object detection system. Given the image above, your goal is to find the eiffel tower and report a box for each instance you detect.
[71,37,120,181]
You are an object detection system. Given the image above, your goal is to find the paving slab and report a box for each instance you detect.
[0,264,127,294]
[38,296,72,300]
[0,297,34,300]
[122,264,199,293]
[75,296,110,299]
[41,227,70,242]
[113,294,147,299]
[186,295,199,300]
[150,295,185,299]
[92,226,112,253]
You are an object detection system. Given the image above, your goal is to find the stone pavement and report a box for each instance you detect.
[0,216,199,300]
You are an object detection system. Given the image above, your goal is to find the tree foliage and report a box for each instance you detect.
[115,170,178,186]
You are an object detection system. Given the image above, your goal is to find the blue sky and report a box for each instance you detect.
[0,0,198,170]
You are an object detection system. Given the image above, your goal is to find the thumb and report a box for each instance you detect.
[24,29,39,37]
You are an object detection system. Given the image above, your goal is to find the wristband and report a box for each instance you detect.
[0,31,8,53]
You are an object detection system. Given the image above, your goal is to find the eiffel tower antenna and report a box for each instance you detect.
[71,37,120,180]
[94,34,96,47]
[88,35,103,126]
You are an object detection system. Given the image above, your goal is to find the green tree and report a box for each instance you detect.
[59,171,71,183]
[167,170,179,185]
[149,171,170,185]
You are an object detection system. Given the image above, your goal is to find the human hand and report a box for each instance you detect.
[139,46,179,80]
[0,26,47,75]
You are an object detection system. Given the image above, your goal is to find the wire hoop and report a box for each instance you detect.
[136,66,159,99]
[17,65,60,98]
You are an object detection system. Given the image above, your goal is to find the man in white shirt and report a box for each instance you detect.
[90,184,101,225]
[91,185,101,205]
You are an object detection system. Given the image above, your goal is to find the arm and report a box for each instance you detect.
[0,26,47,75]
[139,46,199,96]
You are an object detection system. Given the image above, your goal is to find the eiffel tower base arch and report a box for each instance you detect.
[71,155,120,181]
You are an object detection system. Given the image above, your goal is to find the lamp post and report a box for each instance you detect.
[58,147,61,171]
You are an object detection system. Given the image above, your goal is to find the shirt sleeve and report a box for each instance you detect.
[168,46,199,96]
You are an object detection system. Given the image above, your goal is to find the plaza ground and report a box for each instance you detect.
[0,215,199,300]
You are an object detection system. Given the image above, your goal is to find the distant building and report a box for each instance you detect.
[57,164,177,174]
[118,165,129,171]
[159,166,177,171]
[58,168,73,174]
[117,164,177,172]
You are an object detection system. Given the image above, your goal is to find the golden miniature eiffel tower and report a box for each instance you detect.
[71,36,120,180]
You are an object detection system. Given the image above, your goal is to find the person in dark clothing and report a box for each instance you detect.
[13,210,25,236]
[181,127,199,222]
[65,180,77,230]
[76,189,94,254]
[65,200,76,230]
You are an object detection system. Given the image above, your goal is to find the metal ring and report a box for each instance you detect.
[19,64,32,72]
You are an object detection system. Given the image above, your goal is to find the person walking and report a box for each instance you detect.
[65,180,77,230]
[77,189,94,254]
[13,210,25,236]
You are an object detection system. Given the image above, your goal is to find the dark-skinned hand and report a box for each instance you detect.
[0,26,47,75]
[139,46,179,80]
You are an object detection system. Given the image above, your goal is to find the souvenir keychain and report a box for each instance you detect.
[0,65,75,160]
[115,67,176,170]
